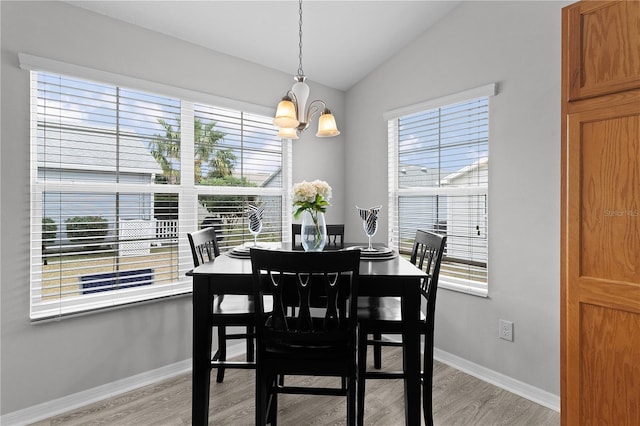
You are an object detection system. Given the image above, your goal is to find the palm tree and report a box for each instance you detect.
[208,149,237,179]
[148,117,228,184]
[194,119,227,183]
[149,118,181,183]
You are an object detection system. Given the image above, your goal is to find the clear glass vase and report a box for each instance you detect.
[301,210,327,252]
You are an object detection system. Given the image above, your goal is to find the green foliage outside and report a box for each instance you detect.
[148,117,237,184]
[42,217,57,246]
[65,216,109,246]
[200,175,255,187]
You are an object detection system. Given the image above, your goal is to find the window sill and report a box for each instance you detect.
[30,284,192,323]
[439,278,488,298]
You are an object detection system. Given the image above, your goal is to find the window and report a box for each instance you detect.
[28,65,287,321]
[386,84,496,297]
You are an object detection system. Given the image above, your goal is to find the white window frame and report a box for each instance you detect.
[386,84,496,297]
[22,54,290,321]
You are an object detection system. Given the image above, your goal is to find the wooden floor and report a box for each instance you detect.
[31,347,559,425]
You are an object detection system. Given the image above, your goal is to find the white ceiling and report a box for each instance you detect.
[65,1,460,91]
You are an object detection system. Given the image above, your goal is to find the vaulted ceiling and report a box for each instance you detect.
[66,1,460,91]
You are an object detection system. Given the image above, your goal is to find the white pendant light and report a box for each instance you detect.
[273,0,340,139]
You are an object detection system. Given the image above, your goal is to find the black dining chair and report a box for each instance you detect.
[356,230,446,426]
[250,247,361,426]
[188,226,260,383]
[292,223,345,248]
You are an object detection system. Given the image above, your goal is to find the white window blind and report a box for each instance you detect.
[29,69,287,321]
[193,104,287,252]
[387,85,495,297]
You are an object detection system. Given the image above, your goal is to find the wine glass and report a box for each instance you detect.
[356,205,381,251]
[247,203,264,246]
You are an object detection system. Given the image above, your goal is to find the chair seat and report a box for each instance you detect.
[357,296,426,324]
[213,294,273,315]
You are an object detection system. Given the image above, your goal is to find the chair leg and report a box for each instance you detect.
[247,326,255,362]
[255,368,268,426]
[373,332,382,369]
[216,326,227,383]
[267,374,278,426]
[347,374,356,426]
[423,336,435,426]
[357,327,368,426]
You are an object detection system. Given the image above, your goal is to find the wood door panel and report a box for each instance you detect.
[580,279,640,314]
[567,98,640,284]
[579,112,639,283]
[579,303,640,425]
[567,1,640,101]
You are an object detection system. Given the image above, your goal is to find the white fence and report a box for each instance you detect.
[118,219,178,256]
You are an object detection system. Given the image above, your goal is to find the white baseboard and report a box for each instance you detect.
[0,357,191,426]
[433,347,560,412]
[1,342,248,426]
[0,359,192,426]
[1,342,558,425]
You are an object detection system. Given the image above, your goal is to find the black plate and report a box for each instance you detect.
[345,246,397,260]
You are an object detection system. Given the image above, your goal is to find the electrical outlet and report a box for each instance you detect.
[499,319,514,342]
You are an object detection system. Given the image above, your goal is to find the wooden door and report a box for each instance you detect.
[561,2,640,425]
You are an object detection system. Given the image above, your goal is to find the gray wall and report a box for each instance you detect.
[345,0,569,395]
[0,0,344,414]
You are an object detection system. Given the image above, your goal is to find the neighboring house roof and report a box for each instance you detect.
[398,157,488,188]
[37,125,163,176]
[440,157,488,185]
[259,168,282,188]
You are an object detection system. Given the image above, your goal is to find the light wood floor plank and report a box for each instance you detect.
[30,347,559,425]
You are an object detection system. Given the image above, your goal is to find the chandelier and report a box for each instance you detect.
[273,0,340,139]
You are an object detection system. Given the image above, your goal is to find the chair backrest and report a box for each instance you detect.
[326,224,345,248]
[188,227,221,267]
[409,230,447,325]
[292,223,345,248]
[250,248,360,348]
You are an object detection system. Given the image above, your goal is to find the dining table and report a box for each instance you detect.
[187,242,427,426]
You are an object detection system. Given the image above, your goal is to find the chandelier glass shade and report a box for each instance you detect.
[273,0,340,139]
[277,126,299,140]
[274,97,299,129]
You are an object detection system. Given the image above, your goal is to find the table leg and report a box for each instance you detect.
[402,279,422,426]
[193,276,213,426]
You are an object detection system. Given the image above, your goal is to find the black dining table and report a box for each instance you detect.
[187,242,427,426]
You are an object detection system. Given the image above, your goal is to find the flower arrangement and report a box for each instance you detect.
[292,179,332,218]
[293,180,332,251]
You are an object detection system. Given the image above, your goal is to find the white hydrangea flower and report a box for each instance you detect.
[293,180,317,204]
[311,180,332,201]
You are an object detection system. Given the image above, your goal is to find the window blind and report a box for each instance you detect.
[388,86,494,296]
[30,70,287,320]
[193,104,286,253]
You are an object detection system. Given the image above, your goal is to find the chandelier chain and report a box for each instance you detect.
[297,0,304,76]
